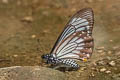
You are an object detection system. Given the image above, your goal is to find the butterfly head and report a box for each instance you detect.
[41,54,56,64]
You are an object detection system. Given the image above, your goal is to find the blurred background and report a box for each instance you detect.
[0,0,120,80]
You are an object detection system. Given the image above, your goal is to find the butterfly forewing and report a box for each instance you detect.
[51,8,94,61]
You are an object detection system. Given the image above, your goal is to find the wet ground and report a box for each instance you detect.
[0,0,120,80]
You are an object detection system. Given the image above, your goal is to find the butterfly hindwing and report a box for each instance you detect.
[56,32,93,60]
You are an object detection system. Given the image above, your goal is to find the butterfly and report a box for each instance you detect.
[41,8,94,69]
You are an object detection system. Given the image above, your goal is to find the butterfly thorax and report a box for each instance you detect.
[41,54,60,64]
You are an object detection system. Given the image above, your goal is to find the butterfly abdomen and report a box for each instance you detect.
[61,59,80,69]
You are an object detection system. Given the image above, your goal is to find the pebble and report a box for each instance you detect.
[109,40,113,42]
[43,30,50,33]
[105,70,111,74]
[21,16,33,23]
[108,61,116,67]
[2,0,8,4]
[91,67,95,70]
[31,35,36,38]
[108,51,112,54]
[96,46,105,50]
[97,60,106,66]
[91,67,99,71]
[93,62,97,66]
[80,67,87,71]
[97,50,104,53]
[13,55,18,57]
[106,56,112,60]
[90,72,95,77]
[100,68,106,72]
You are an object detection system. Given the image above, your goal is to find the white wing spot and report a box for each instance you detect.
[78,43,85,46]
[84,37,87,39]
[72,19,88,25]
[86,26,90,29]
[87,31,91,33]
[76,17,82,21]
[86,54,90,57]
[83,53,85,54]
[70,18,77,24]
[82,31,85,33]
[76,47,83,50]
[72,50,80,54]
[76,38,83,43]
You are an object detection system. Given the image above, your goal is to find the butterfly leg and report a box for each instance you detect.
[52,65,61,69]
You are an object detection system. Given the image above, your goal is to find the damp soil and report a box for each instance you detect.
[0,0,120,80]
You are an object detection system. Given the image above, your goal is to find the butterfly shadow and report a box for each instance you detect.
[48,65,79,72]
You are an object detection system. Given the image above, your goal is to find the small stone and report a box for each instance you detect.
[80,67,86,71]
[13,55,18,57]
[21,16,33,23]
[90,72,95,77]
[91,67,96,70]
[31,35,36,38]
[108,51,112,54]
[100,68,106,72]
[2,0,8,4]
[97,60,106,66]
[97,50,104,53]
[43,30,50,33]
[105,70,111,74]
[91,67,98,71]
[106,56,112,60]
[109,40,113,42]
[108,61,116,67]
[96,46,105,50]
[93,62,97,66]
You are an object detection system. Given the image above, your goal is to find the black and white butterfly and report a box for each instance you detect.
[41,8,94,69]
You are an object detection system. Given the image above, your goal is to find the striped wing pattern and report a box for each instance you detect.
[51,8,94,61]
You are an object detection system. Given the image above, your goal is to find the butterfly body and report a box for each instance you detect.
[41,8,94,70]
[42,54,80,69]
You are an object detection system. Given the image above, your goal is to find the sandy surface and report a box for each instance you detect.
[0,0,120,80]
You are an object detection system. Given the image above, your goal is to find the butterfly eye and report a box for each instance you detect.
[41,55,45,59]
[41,54,49,59]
